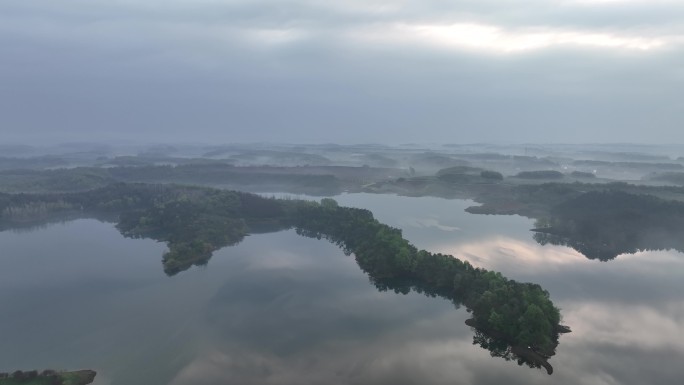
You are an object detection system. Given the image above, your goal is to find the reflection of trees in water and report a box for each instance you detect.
[0,212,118,234]
[293,203,566,375]
[533,229,630,261]
[366,276,560,374]
[533,219,684,261]
[531,191,684,261]
[471,325,556,374]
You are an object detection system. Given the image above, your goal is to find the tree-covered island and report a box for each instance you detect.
[0,370,96,385]
[0,183,568,373]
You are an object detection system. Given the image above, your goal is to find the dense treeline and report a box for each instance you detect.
[0,183,297,274]
[0,163,402,196]
[646,171,684,185]
[0,165,342,195]
[434,166,504,184]
[116,187,300,275]
[514,170,564,180]
[569,171,596,179]
[0,370,95,385]
[573,160,683,170]
[6,167,684,264]
[6,162,684,262]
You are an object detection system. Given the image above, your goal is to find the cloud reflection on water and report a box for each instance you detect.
[3,195,684,385]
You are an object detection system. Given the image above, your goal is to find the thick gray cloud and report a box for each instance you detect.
[0,0,682,144]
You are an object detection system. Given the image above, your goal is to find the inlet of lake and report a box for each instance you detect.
[1,193,682,385]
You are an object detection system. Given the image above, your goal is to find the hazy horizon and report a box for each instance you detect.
[2,1,682,145]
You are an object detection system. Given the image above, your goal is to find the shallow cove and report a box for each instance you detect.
[1,193,683,385]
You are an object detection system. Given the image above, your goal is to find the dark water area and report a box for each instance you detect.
[1,194,682,385]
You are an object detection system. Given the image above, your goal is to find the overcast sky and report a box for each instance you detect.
[1,0,682,145]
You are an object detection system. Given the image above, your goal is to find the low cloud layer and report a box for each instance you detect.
[1,0,682,144]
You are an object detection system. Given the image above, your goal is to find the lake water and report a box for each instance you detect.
[1,193,682,385]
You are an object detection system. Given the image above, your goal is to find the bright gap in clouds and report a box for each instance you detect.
[568,0,677,4]
[385,23,666,53]
[243,28,309,45]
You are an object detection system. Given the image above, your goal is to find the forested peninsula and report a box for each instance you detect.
[0,183,568,373]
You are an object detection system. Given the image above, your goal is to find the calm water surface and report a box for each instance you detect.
[1,194,682,385]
